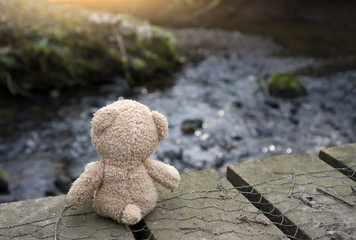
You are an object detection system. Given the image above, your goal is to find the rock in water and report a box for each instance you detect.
[181,119,204,134]
[267,73,307,98]
[264,96,280,109]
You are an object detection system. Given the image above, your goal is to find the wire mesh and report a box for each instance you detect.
[0,196,133,240]
[0,165,355,240]
[135,164,356,240]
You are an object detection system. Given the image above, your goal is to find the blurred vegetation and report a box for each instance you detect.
[267,73,307,98]
[135,0,356,58]
[0,0,186,94]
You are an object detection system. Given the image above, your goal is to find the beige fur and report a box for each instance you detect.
[67,99,181,225]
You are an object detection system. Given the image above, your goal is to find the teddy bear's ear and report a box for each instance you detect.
[152,111,168,142]
[91,107,116,136]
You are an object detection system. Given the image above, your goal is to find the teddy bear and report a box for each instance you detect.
[67,99,181,225]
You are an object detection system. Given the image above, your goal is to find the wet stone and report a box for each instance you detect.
[157,150,183,163]
[200,134,218,150]
[219,140,235,152]
[181,119,204,134]
[214,157,225,168]
[290,102,301,114]
[233,100,243,108]
[231,135,243,141]
[264,96,280,109]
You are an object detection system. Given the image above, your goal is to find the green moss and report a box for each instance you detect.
[267,73,307,98]
[131,58,147,71]
[0,0,185,92]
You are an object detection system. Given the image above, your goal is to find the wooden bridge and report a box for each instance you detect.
[0,143,355,239]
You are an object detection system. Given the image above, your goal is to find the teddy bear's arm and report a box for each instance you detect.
[67,161,104,207]
[144,159,181,190]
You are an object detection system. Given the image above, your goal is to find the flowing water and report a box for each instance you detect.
[0,29,355,201]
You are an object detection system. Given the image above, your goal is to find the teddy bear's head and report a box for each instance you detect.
[90,100,168,163]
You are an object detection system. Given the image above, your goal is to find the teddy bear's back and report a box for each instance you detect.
[93,162,158,220]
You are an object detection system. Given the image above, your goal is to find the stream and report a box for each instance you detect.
[0,28,355,202]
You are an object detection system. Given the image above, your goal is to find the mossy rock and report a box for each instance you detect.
[0,0,185,92]
[267,73,307,98]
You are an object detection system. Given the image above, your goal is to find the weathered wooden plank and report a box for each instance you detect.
[319,143,356,181]
[227,154,356,240]
[143,169,288,240]
[0,195,134,240]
